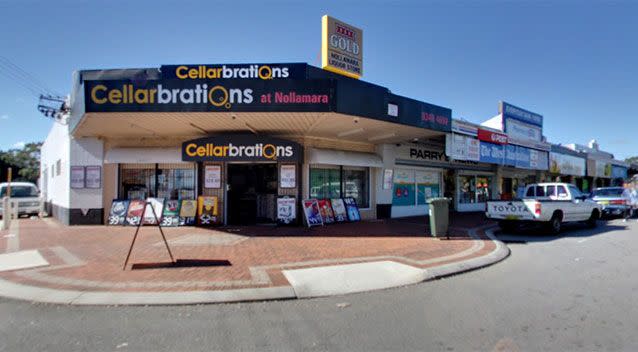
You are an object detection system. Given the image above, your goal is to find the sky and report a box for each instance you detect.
[0,0,636,159]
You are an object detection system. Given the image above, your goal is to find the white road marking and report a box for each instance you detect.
[0,250,49,272]
[283,261,427,298]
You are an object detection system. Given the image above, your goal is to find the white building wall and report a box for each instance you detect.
[480,114,503,131]
[69,137,104,209]
[40,122,71,220]
[375,143,396,205]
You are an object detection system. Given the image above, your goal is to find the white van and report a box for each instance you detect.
[0,182,42,219]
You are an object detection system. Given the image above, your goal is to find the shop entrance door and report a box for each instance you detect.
[227,163,278,225]
[502,178,513,200]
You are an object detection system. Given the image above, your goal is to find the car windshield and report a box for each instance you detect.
[0,186,38,198]
[593,188,624,197]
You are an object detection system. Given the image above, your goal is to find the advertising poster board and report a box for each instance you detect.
[161,200,180,227]
[383,169,394,190]
[505,118,542,143]
[280,164,296,188]
[446,134,480,162]
[318,199,335,224]
[197,196,218,225]
[204,165,222,189]
[84,166,102,189]
[466,138,480,161]
[451,134,467,160]
[70,166,85,189]
[343,197,361,222]
[179,199,197,226]
[143,198,165,225]
[550,152,584,176]
[125,199,146,226]
[276,196,297,225]
[392,169,415,206]
[107,199,129,225]
[302,199,324,227]
[330,198,348,222]
[416,171,440,205]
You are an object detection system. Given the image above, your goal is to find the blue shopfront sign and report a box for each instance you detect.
[497,144,548,170]
[479,142,505,164]
[500,101,543,127]
[535,150,549,170]
[515,147,531,169]
[505,145,517,166]
[611,165,628,179]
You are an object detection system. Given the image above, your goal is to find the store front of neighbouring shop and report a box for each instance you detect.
[548,145,587,191]
[391,140,496,213]
[610,163,629,187]
[480,102,550,200]
[41,62,453,225]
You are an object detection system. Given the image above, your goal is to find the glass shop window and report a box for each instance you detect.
[309,165,370,208]
[119,163,195,200]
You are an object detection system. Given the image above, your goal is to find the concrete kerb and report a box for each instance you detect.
[0,225,510,305]
[422,227,510,281]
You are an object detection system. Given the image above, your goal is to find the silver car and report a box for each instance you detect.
[0,182,42,219]
[591,187,630,218]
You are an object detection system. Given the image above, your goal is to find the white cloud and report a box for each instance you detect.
[12,141,25,149]
[0,114,8,120]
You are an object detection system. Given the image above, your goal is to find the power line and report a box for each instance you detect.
[0,56,69,124]
[0,67,42,97]
[0,56,60,96]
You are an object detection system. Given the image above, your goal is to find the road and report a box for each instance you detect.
[1,219,638,351]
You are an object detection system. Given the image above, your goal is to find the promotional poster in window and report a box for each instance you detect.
[302,199,324,227]
[125,199,146,226]
[108,200,129,226]
[343,197,361,222]
[161,200,181,227]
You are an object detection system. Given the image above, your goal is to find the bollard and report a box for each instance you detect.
[1,197,10,230]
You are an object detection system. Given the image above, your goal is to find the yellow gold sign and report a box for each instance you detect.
[321,15,363,79]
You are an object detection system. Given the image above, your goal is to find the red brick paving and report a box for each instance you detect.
[0,213,496,293]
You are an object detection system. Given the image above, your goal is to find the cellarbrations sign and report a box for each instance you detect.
[84,79,333,113]
[182,135,302,162]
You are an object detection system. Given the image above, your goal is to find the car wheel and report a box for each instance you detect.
[547,215,562,235]
[498,220,517,233]
[586,210,599,228]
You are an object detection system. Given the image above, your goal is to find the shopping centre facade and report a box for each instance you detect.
[39,61,633,226]
[38,14,634,226]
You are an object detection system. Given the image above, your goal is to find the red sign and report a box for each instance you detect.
[478,129,508,145]
[336,23,356,39]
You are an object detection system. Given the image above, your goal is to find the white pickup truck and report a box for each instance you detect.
[486,183,601,234]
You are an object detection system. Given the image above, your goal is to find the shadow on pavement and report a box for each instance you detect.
[209,212,493,239]
[495,220,628,244]
[131,259,232,270]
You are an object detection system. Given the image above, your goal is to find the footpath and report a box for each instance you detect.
[0,213,508,305]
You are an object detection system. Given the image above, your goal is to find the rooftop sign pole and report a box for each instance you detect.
[321,15,363,79]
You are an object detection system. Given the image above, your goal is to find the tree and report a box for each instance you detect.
[625,156,638,165]
[0,142,42,183]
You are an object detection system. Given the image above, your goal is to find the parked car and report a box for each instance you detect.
[0,182,42,219]
[486,182,601,234]
[590,187,631,218]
